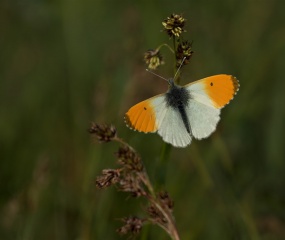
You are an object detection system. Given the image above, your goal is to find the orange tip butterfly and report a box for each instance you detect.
[125,66,239,147]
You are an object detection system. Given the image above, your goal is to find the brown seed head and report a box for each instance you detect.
[176,40,194,67]
[116,146,143,172]
[144,49,164,70]
[96,169,120,189]
[158,191,174,211]
[162,13,186,38]
[118,173,145,197]
[117,216,144,235]
[147,204,168,225]
[88,123,117,142]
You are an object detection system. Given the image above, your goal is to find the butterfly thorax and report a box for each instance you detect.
[166,80,190,108]
[166,79,191,134]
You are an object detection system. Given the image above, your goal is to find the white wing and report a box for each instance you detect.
[152,97,192,147]
[186,99,220,139]
[185,82,221,139]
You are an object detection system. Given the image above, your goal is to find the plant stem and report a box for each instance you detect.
[159,143,172,164]
[148,197,180,240]
[157,43,175,54]
[157,143,171,186]
[157,36,179,186]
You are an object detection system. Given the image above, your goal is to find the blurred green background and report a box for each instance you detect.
[1,0,285,239]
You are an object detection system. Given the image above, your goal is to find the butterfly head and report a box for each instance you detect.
[167,78,175,87]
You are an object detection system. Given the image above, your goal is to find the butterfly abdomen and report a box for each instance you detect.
[165,84,191,134]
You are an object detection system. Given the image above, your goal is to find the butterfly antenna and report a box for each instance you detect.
[173,57,186,81]
[145,69,168,82]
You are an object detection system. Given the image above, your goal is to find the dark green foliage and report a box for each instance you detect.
[1,1,285,239]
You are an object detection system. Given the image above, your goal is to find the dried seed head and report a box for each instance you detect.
[118,173,145,197]
[144,49,164,70]
[116,146,143,172]
[88,123,117,142]
[147,204,168,225]
[158,191,174,211]
[176,40,194,67]
[162,13,186,38]
[96,169,120,189]
[117,216,144,235]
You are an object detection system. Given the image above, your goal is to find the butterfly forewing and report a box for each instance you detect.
[125,95,165,133]
[185,74,239,109]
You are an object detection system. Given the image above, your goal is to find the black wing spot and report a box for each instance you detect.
[210,82,213,86]
[144,107,147,110]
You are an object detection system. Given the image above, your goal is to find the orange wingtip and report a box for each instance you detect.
[125,99,157,133]
[204,75,239,108]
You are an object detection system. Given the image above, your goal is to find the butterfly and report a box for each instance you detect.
[125,74,239,147]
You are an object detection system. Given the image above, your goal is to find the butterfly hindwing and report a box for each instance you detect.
[157,107,192,147]
[186,100,220,139]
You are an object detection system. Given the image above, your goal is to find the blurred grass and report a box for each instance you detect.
[1,0,285,239]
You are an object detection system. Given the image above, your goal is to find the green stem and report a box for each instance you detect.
[159,143,172,164]
[172,36,181,84]
[157,43,175,54]
[173,36,177,66]
[157,142,172,188]
[140,225,150,240]
[156,36,179,186]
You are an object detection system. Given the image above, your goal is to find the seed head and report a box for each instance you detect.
[147,204,168,225]
[162,13,186,38]
[117,216,145,235]
[144,49,164,70]
[96,169,120,189]
[176,40,194,67]
[88,123,117,142]
[118,173,146,197]
[158,191,174,211]
[116,146,143,172]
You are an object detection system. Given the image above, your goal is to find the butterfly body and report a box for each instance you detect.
[165,79,191,134]
[125,74,239,147]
